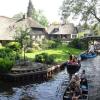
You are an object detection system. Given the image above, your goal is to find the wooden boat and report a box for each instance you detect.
[80,53,97,60]
[66,62,81,75]
[63,79,88,100]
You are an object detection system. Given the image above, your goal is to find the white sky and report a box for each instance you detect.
[0,0,64,23]
[0,0,81,25]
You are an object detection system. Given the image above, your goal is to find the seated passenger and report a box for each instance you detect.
[69,76,82,100]
[72,85,82,100]
[68,55,78,64]
[80,70,88,89]
[88,44,95,54]
[71,73,81,87]
[80,70,86,79]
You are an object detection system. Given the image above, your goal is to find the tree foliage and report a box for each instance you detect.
[12,11,48,27]
[14,28,30,49]
[60,0,100,23]
[32,10,48,27]
[14,28,31,61]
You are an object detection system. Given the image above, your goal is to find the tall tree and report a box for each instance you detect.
[27,0,35,17]
[60,0,100,23]
[27,0,48,27]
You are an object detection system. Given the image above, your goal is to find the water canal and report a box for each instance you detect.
[0,56,100,100]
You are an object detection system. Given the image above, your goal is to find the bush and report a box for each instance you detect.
[34,53,54,64]
[0,48,17,60]
[47,40,57,48]
[26,47,34,53]
[68,38,88,50]
[6,42,21,52]
[32,43,41,50]
[46,55,54,64]
[0,58,14,72]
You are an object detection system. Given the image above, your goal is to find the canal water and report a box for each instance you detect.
[0,55,100,100]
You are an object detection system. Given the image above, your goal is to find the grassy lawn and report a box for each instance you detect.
[25,44,83,63]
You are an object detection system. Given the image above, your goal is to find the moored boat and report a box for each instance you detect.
[80,53,97,60]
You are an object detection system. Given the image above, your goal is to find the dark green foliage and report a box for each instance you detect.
[48,40,57,48]
[34,53,54,64]
[48,39,62,49]
[6,42,21,52]
[46,55,54,64]
[0,48,17,60]
[68,38,88,50]
[0,58,14,72]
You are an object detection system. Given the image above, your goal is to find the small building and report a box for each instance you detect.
[47,23,78,42]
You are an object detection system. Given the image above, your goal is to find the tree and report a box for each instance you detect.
[92,23,100,35]
[82,22,90,30]
[60,0,100,23]
[27,0,48,27]
[32,10,48,27]
[14,28,31,61]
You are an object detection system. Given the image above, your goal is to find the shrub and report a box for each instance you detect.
[32,43,41,50]
[46,55,54,64]
[47,40,57,48]
[0,48,17,60]
[0,58,14,72]
[26,47,34,53]
[68,38,88,50]
[6,42,21,52]
[34,53,54,64]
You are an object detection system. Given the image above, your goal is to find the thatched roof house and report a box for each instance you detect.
[0,16,47,44]
[47,23,78,41]
[0,0,47,45]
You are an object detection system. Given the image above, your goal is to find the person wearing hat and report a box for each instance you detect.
[71,73,81,87]
[70,73,82,100]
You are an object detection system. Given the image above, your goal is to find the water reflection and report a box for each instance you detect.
[0,56,100,100]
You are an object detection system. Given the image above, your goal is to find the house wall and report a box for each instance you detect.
[31,28,46,42]
[71,34,77,39]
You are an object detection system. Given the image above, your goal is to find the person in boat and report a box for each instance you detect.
[88,43,95,54]
[69,75,82,100]
[80,70,88,89]
[72,85,82,100]
[71,73,81,87]
[68,55,78,64]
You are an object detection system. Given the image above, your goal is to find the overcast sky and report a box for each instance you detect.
[0,0,64,23]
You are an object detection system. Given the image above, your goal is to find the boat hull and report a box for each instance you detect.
[66,62,81,75]
[80,53,96,60]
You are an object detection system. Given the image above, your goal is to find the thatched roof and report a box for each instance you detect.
[0,16,45,40]
[14,17,44,29]
[47,23,77,35]
[0,16,15,40]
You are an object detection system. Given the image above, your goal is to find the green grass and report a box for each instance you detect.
[25,44,83,63]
